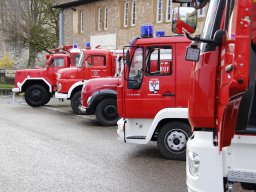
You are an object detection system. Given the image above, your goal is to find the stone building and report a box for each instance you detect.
[54,0,207,50]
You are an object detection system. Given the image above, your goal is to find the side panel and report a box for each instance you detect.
[186,131,224,192]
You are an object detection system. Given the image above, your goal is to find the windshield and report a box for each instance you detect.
[76,52,84,68]
[201,0,219,39]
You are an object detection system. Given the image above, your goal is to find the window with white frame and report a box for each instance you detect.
[124,1,129,27]
[156,0,163,23]
[198,7,206,18]
[98,7,103,31]
[131,0,136,26]
[166,0,172,22]
[73,11,78,33]
[80,11,84,33]
[104,7,108,30]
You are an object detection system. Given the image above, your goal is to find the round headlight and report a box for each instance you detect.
[188,151,200,177]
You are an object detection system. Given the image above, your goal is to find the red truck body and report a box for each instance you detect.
[55,49,121,115]
[117,35,193,160]
[12,46,80,107]
[172,0,256,191]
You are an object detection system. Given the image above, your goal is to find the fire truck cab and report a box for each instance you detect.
[117,28,193,160]
[55,47,120,115]
[173,0,256,191]
[12,45,80,107]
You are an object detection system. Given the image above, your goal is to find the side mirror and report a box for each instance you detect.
[45,53,50,60]
[172,7,197,35]
[172,0,192,2]
[193,0,208,9]
[126,50,131,68]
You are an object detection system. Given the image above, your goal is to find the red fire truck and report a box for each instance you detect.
[55,48,121,115]
[80,77,120,126]
[117,30,193,160]
[173,0,256,191]
[12,45,80,107]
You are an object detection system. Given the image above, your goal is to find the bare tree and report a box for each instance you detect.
[0,0,61,68]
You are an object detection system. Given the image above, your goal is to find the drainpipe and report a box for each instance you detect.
[59,10,64,47]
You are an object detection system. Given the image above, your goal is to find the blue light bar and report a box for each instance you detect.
[141,24,153,38]
[73,44,78,48]
[155,31,165,37]
[85,42,90,48]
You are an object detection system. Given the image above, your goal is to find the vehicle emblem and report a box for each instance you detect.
[149,80,159,93]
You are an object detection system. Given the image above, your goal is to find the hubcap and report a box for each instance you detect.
[165,130,187,152]
[103,105,117,119]
[30,89,42,101]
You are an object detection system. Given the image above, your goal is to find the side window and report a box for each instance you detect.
[50,58,65,67]
[93,56,106,66]
[129,48,143,79]
[85,55,106,67]
[74,55,80,66]
[146,47,172,76]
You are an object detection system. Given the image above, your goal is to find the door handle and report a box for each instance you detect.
[162,92,175,96]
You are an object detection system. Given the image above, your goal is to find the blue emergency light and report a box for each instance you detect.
[73,44,78,48]
[141,24,153,38]
[155,31,165,37]
[86,42,91,48]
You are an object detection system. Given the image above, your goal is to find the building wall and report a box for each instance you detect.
[63,0,207,50]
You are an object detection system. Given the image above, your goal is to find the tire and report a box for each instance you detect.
[95,97,120,126]
[43,93,51,105]
[157,121,191,160]
[25,84,49,107]
[71,91,85,115]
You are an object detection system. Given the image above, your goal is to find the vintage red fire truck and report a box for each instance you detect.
[55,48,121,115]
[12,45,80,107]
[173,0,256,191]
[116,29,193,160]
[80,77,120,126]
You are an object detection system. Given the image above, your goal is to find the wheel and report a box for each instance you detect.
[157,121,191,160]
[71,91,85,115]
[95,97,120,126]
[25,84,49,107]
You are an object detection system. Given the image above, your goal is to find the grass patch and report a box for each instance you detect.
[0,83,14,89]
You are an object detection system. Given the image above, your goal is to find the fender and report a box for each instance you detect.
[88,89,117,113]
[144,108,188,143]
[67,80,87,98]
[15,77,52,92]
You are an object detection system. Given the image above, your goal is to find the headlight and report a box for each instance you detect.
[87,96,92,105]
[188,151,200,177]
[57,83,62,91]
[56,73,61,79]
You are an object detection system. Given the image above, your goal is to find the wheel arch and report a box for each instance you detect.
[21,79,52,93]
[89,89,117,114]
[144,108,189,142]
[68,81,85,99]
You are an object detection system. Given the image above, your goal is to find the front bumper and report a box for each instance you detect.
[55,92,68,99]
[117,118,125,141]
[12,88,20,93]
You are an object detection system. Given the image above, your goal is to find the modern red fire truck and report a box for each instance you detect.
[173,0,256,191]
[116,29,193,160]
[12,45,80,107]
[55,47,121,115]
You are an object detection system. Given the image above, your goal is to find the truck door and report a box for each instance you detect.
[124,45,175,118]
[84,55,108,79]
[218,1,256,149]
